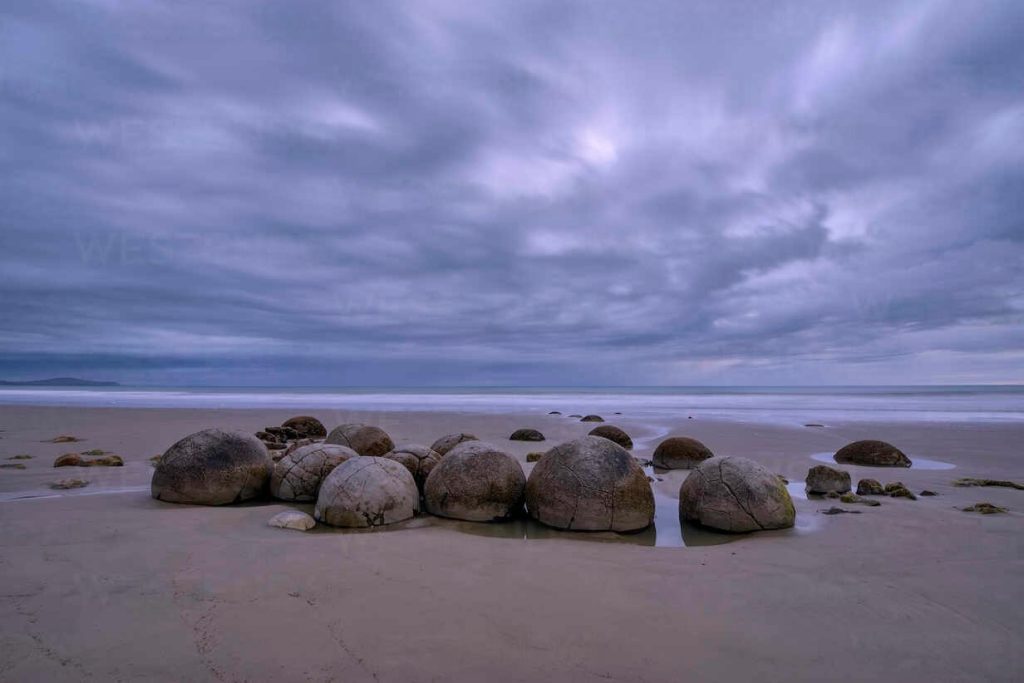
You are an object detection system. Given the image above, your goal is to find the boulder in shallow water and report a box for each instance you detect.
[834,440,911,468]
[315,457,419,527]
[587,425,633,450]
[652,436,714,469]
[151,429,272,505]
[430,432,478,456]
[526,436,653,532]
[325,424,394,457]
[382,444,441,491]
[281,415,327,439]
[424,442,525,521]
[271,443,358,501]
[268,510,316,531]
[679,457,796,532]
[805,465,851,495]
[509,428,545,442]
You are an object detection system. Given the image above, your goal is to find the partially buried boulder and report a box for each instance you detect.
[430,432,478,456]
[315,457,419,528]
[834,440,911,468]
[652,436,714,469]
[580,415,604,422]
[152,429,272,505]
[281,416,327,439]
[424,442,525,521]
[509,428,545,442]
[526,436,653,532]
[587,425,633,449]
[268,510,316,531]
[325,424,394,457]
[805,465,851,495]
[679,457,796,533]
[271,443,357,501]
[382,444,441,491]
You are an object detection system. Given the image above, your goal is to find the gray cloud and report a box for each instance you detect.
[1,0,1022,385]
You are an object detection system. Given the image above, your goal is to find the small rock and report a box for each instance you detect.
[952,478,1024,491]
[268,510,316,531]
[805,465,852,495]
[526,452,544,463]
[51,478,89,490]
[825,491,841,499]
[804,423,825,428]
[568,414,582,418]
[819,507,861,515]
[960,502,1007,514]
[46,435,82,443]
[884,482,917,500]
[81,449,107,456]
[509,428,545,442]
[839,492,881,506]
[8,454,32,460]
[856,478,885,496]
[548,411,561,415]
[580,415,604,422]
[0,463,26,470]
[919,490,937,496]
[256,430,279,443]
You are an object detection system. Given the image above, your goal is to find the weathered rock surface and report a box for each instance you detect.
[315,457,419,528]
[839,492,880,506]
[679,457,796,533]
[952,478,1024,490]
[271,443,358,501]
[884,482,917,500]
[525,436,653,532]
[587,425,633,449]
[805,465,852,495]
[652,436,714,469]
[424,442,525,521]
[430,433,478,456]
[281,416,327,439]
[856,478,885,496]
[961,502,1007,514]
[51,478,89,490]
[834,440,912,467]
[382,444,441,491]
[509,428,545,442]
[151,429,271,506]
[580,415,604,422]
[268,510,316,531]
[325,424,394,457]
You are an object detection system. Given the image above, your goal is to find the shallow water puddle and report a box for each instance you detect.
[809,451,955,470]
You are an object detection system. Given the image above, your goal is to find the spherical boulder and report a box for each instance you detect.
[315,457,419,528]
[679,457,795,532]
[430,432,478,456]
[151,429,272,506]
[382,444,441,491]
[270,443,358,501]
[525,436,654,532]
[652,436,714,469]
[587,425,633,449]
[805,464,851,495]
[281,415,327,439]
[509,428,545,442]
[834,440,911,467]
[424,442,525,521]
[325,423,394,456]
[580,414,604,422]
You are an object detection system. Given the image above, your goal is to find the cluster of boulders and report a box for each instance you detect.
[255,415,327,456]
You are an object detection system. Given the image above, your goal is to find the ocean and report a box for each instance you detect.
[1,385,1022,425]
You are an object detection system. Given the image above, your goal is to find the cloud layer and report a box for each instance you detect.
[1,0,1022,385]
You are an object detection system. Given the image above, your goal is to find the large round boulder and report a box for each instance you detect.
[382,444,441,491]
[525,436,653,532]
[281,415,327,439]
[834,440,912,467]
[679,457,795,532]
[151,429,272,505]
[430,432,478,456]
[270,443,358,501]
[587,425,633,449]
[652,436,714,469]
[509,428,545,442]
[314,457,419,528]
[805,464,851,495]
[424,442,525,521]
[325,424,394,456]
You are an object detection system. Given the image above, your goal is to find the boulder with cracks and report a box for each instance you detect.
[424,441,525,521]
[271,443,358,501]
[679,456,796,533]
[315,457,419,528]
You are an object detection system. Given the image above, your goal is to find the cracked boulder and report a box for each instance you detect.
[652,436,714,469]
[525,435,654,532]
[271,443,358,501]
[587,424,633,449]
[382,444,442,491]
[679,456,795,532]
[430,432,479,456]
[834,440,911,467]
[315,457,419,528]
[281,415,327,439]
[325,423,394,456]
[151,429,272,506]
[424,441,525,521]
[805,465,852,495]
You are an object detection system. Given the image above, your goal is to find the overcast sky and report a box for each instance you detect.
[1,1,1022,386]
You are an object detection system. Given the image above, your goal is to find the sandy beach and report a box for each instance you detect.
[0,405,1020,682]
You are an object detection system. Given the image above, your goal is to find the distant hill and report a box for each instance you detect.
[0,377,120,387]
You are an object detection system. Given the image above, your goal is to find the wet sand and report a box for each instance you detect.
[0,406,1022,681]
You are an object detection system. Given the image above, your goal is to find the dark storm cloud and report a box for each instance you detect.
[1,0,1022,385]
